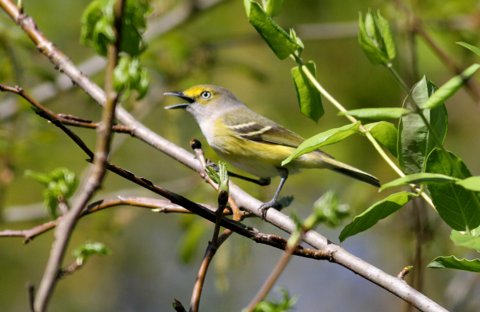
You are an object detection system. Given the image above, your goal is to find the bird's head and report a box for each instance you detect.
[164,85,241,120]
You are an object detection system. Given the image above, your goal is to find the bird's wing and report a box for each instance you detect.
[222,108,304,147]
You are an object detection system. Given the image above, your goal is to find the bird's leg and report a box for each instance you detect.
[206,161,271,186]
[259,168,288,218]
[228,172,271,186]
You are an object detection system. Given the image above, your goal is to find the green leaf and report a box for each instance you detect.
[456,176,480,191]
[81,0,150,56]
[73,242,109,265]
[282,122,361,166]
[339,191,412,241]
[25,168,78,219]
[398,77,447,174]
[341,107,410,120]
[246,1,302,59]
[308,191,349,228]
[428,256,480,272]
[114,55,150,99]
[457,41,480,57]
[451,230,480,250]
[364,121,398,156]
[263,0,284,17]
[291,61,323,122]
[358,10,396,65]
[426,148,480,231]
[217,161,229,191]
[253,288,296,312]
[379,173,457,191]
[421,64,480,110]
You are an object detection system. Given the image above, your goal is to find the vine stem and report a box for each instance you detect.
[300,65,435,209]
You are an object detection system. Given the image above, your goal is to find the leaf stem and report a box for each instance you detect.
[300,64,436,210]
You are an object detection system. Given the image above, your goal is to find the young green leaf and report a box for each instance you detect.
[291,61,323,122]
[73,242,109,265]
[310,191,349,228]
[421,64,480,110]
[426,148,480,231]
[341,107,410,120]
[25,168,78,219]
[398,77,447,174]
[380,173,457,191]
[253,288,296,312]
[358,10,396,66]
[114,55,149,99]
[282,122,361,166]
[456,176,480,191]
[428,256,480,272]
[339,191,413,242]
[81,0,150,56]
[450,230,480,250]
[246,1,302,59]
[457,41,480,57]
[364,121,398,156]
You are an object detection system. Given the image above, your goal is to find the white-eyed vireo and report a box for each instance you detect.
[165,85,379,211]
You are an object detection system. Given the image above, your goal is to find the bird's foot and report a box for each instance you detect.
[259,196,294,219]
[259,200,276,219]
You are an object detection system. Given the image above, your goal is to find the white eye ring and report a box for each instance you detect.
[200,91,211,99]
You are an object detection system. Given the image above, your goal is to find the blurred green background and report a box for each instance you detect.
[1,0,480,311]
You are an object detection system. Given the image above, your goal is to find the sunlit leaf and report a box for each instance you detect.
[339,191,412,241]
[246,1,302,59]
[421,64,480,110]
[364,121,398,156]
[380,173,457,191]
[457,41,480,57]
[358,10,396,65]
[309,191,349,228]
[291,61,323,122]
[114,55,149,99]
[450,230,480,250]
[282,122,360,166]
[341,107,410,120]
[73,242,109,265]
[428,256,480,272]
[456,176,480,191]
[80,0,150,56]
[25,168,78,219]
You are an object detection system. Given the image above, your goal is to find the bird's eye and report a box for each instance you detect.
[200,91,212,99]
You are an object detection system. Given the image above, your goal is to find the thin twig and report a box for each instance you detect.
[245,224,317,311]
[0,197,192,242]
[190,230,233,312]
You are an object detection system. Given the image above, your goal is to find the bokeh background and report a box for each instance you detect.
[1,0,480,311]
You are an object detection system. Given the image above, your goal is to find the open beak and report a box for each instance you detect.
[164,91,194,109]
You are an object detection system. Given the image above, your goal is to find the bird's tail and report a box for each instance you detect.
[323,157,380,187]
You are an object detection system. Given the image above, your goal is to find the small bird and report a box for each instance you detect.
[165,84,379,212]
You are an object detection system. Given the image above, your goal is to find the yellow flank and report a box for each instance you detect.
[210,118,325,177]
